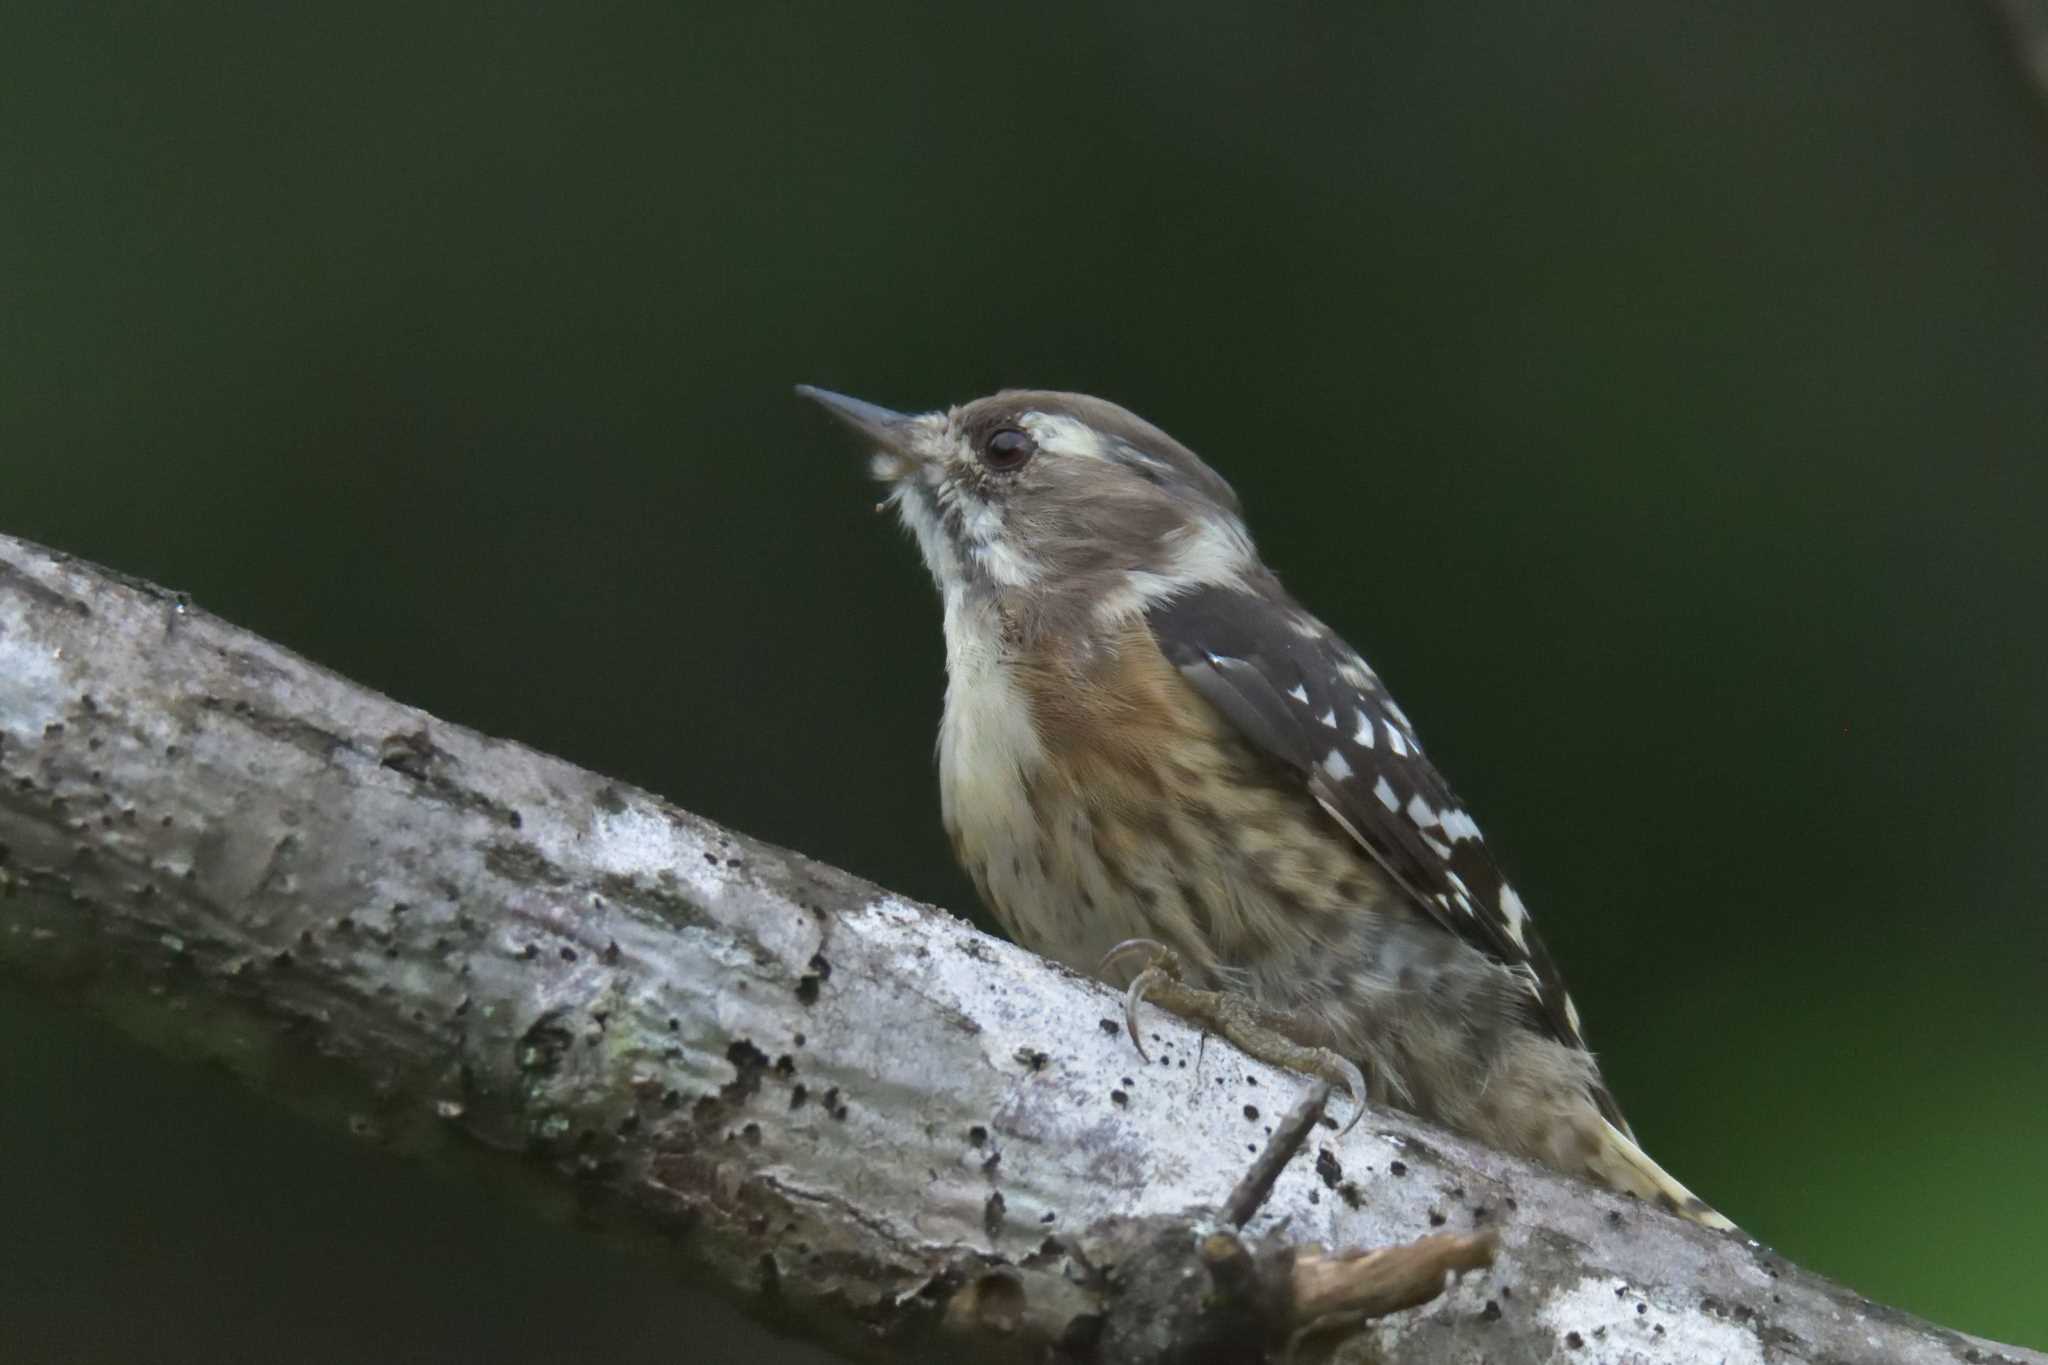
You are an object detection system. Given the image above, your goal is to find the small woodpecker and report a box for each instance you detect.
[800,384,1732,1230]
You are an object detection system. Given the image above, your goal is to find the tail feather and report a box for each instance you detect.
[1589,1118,1736,1231]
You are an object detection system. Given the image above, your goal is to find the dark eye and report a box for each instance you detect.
[981,428,1036,472]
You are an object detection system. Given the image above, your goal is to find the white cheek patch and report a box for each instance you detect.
[1090,512,1256,626]
[918,463,1044,589]
[1167,514,1255,586]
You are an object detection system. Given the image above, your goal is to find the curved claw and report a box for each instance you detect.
[1328,1053,1369,1136]
[1098,936,1168,980]
[1122,965,1167,1063]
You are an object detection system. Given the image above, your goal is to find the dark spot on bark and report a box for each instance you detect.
[1565,1330,1584,1349]
[1242,1104,1259,1121]
[822,1086,847,1120]
[983,1191,1006,1238]
[795,974,821,1005]
[722,1039,770,1102]
[1388,1160,1407,1176]
[788,1084,808,1110]
[1428,1209,1446,1226]
[1099,1018,1120,1036]
[1014,1047,1049,1070]
[1481,1300,1501,1321]
[600,939,620,965]
[519,1016,574,1076]
[808,952,831,980]
[982,1149,1001,1175]
[519,943,539,960]
[968,1125,988,1147]
[774,1054,795,1078]
[1339,1182,1363,1209]
[757,1254,780,1297]
[559,945,577,962]
[1110,1090,1127,1106]
[740,1122,761,1146]
[667,1017,680,1031]
[1315,1149,1342,1188]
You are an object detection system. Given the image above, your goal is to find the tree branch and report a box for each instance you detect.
[0,533,2036,1364]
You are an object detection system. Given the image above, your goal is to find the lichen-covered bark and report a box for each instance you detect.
[0,532,2038,1365]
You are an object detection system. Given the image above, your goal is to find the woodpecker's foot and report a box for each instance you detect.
[1097,938,1368,1135]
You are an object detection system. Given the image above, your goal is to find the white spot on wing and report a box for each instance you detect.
[1372,776,1399,812]
[1286,683,1310,704]
[1321,749,1353,781]
[1351,711,1375,747]
[1386,726,1409,757]
[1499,882,1530,949]
[1405,795,1437,827]
[1439,809,1482,842]
[1317,707,1338,728]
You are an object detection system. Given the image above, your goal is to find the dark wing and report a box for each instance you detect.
[1147,581,1601,1068]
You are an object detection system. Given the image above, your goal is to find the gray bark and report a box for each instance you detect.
[0,532,2037,1365]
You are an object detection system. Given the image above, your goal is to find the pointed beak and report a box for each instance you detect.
[794,385,913,450]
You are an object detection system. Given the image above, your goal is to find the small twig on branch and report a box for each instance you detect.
[1224,1080,1331,1227]
[1290,1229,1499,1328]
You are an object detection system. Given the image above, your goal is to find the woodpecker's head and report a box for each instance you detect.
[798,386,1258,632]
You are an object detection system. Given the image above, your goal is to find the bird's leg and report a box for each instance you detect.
[1098,938,1369,1134]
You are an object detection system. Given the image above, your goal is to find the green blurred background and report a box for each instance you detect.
[4,2,2045,1358]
